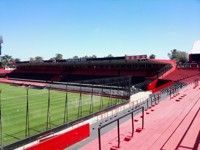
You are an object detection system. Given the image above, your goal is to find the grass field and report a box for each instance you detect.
[0,83,125,146]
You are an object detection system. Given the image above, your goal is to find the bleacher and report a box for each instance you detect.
[6,57,174,87]
[0,68,13,74]
[80,77,200,150]
[8,73,55,81]
[8,68,65,81]
[8,67,157,87]
[0,68,13,77]
[163,68,200,84]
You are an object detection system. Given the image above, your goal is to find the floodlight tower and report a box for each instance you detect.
[0,36,3,68]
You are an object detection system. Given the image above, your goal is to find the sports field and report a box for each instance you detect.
[0,83,125,146]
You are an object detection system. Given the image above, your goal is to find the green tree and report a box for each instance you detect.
[30,57,35,61]
[149,54,156,59]
[49,57,55,60]
[35,56,43,61]
[1,55,13,68]
[106,54,113,57]
[14,58,21,62]
[168,49,188,63]
[81,55,88,59]
[29,56,43,62]
[91,55,97,58]
[73,56,79,59]
[55,53,63,60]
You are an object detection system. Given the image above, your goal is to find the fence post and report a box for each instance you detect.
[46,87,51,130]
[77,86,82,118]
[117,82,120,104]
[131,112,134,137]
[25,88,30,137]
[89,84,94,113]
[128,77,131,98]
[98,128,101,150]
[99,86,103,110]
[64,85,68,123]
[150,95,153,106]
[109,84,113,106]
[142,107,144,129]
[117,120,120,148]
[146,98,149,109]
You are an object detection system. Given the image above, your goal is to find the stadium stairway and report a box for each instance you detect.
[80,82,200,150]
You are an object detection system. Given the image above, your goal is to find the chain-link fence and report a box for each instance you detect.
[0,77,131,148]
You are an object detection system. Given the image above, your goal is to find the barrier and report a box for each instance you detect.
[152,81,174,93]
[98,107,144,150]
[25,123,90,150]
[147,79,174,93]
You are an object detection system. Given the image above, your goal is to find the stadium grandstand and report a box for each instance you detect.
[6,55,173,86]
[0,48,199,150]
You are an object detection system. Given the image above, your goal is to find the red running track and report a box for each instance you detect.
[0,78,47,87]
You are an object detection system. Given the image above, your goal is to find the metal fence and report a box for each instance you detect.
[0,76,131,149]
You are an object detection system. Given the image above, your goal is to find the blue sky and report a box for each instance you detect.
[0,0,199,61]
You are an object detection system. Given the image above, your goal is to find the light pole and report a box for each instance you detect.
[0,36,3,68]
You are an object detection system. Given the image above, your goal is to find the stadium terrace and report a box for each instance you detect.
[0,52,199,150]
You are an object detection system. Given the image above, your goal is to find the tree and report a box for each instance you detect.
[1,55,13,68]
[73,56,79,59]
[91,55,97,58]
[14,58,21,62]
[35,56,43,61]
[81,55,88,59]
[168,49,188,63]
[49,57,55,60]
[82,55,97,58]
[106,54,113,57]
[30,57,35,61]
[149,54,156,59]
[55,53,63,60]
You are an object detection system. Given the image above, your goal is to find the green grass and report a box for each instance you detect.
[0,83,125,146]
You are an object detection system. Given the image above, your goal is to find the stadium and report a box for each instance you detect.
[0,40,199,150]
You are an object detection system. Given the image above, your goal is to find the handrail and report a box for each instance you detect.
[98,107,144,150]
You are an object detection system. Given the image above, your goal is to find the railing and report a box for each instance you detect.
[5,77,196,150]
[157,64,173,78]
[131,80,152,93]
[1,79,129,150]
[98,107,144,150]
[95,79,194,149]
